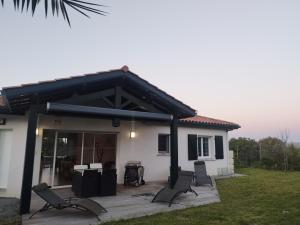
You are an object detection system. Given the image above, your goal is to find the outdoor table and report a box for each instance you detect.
[72,169,101,197]
[72,168,117,197]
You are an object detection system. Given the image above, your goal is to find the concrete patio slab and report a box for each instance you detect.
[22,181,220,225]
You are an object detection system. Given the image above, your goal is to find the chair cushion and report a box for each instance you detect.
[90,163,102,169]
[74,165,88,170]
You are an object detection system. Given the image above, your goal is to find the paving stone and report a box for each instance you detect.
[0,198,21,225]
[23,182,220,225]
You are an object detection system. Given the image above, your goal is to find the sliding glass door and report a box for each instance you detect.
[39,130,56,185]
[39,130,116,187]
[54,132,83,186]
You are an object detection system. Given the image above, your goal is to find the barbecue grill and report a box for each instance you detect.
[124,161,145,186]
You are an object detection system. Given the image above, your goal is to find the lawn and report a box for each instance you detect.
[103,168,300,225]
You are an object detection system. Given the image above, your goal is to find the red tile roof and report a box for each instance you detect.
[0,96,10,114]
[180,115,240,130]
[0,96,6,106]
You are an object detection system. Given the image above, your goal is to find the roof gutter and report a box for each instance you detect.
[179,120,241,131]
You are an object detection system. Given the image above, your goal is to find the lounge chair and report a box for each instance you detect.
[152,171,198,207]
[29,183,107,221]
[194,161,213,186]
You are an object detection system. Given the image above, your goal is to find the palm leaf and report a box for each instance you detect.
[1,0,106,26]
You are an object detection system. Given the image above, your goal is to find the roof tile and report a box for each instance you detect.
[180,115,240,129]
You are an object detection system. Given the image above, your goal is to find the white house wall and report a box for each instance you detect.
[0,129,12,189]
[0,115,28,198]
[35,115,230,185]
[34,115,171,184]
[178,127,229,175]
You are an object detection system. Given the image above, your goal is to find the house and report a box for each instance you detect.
[0,66,240,214]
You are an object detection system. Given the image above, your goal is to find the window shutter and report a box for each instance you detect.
[188,134,198,160]
[215,136,224,159]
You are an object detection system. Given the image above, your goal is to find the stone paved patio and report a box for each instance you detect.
[22,181,220,225]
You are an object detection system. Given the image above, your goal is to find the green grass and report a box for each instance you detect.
[103,168,300,225]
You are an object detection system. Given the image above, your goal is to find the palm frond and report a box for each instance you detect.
[1,0,106,26]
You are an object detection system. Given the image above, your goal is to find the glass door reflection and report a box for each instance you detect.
[39,130,117,187]
[54,132,83,186]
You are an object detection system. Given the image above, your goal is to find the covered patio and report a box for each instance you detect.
[1,67,197,215]
[23,181,220,225]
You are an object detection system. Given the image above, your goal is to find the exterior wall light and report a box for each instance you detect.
[36,128,39,136]
[0,118,6,125]
[130,131,136,139]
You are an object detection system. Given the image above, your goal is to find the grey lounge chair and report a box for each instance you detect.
[194,161,212,186]
[29,183,107,221]
[152,171,198,207]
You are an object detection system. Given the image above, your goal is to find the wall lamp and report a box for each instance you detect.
[0,118,6,125]
[130,131,136,139]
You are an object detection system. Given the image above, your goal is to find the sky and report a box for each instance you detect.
[0,0,299,141]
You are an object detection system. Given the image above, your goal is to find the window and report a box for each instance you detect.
[188,134,210,160]
[197,136,202,156]
[158,134,170,153]
[197,136,210,157]
[0,130,12,189]
[203,137,209,156]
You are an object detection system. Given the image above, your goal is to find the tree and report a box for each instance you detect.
[230,136,300,171]
[230,137,259,167]
[286,144,300,171]
[279,130,290,172]
[1,0,106,26]
[258,137,285,170]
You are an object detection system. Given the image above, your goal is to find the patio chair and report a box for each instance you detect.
[29,183,107,221]
[152,171,198,207]
[194,161,213,186]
